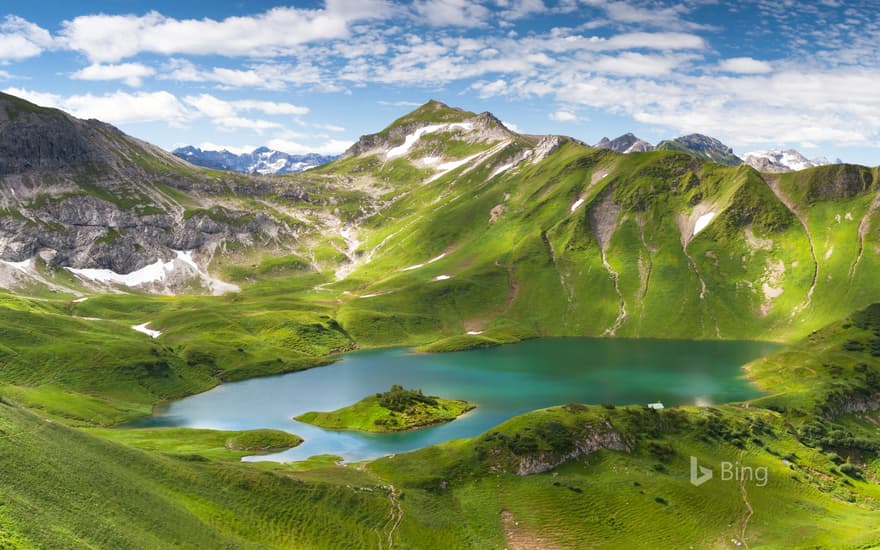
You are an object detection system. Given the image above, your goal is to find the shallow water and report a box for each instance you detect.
[131,338,780,462]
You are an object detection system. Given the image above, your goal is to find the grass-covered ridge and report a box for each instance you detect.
[2,97,880,547]
[296,384,475,432]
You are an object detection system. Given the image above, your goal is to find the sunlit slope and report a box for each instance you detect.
[331,128,879,345]
[0,400,390,549]
[365,305,880,548]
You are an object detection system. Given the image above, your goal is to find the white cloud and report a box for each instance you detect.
[549,110,578,122]
[495,0,547,20]
[162,58,330,91]
[412,0,491,27]
[718,57,774,74]
[59,2,391,63]
[589,52,692,76]
[592,32,705,51]
[71,63,156,87]
[0,15,54,60]
[598,2,711,31]
[267,138,353,155]
[3,87,188,124]
[182,93,309,132]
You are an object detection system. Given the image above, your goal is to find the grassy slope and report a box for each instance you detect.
[366,306,880,547]
[2,102,880,547]
[334,143,873,347]
[0,401,391,549]
[86,427,302,460]
[296,392,474,433]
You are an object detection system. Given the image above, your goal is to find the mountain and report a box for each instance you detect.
[594,132,655,154]
[2,94,880,548]
[2,93,880,339]
[742,149,841,173]
[0,91,311,294]
[655,133,743,165]
[173,145,338,174]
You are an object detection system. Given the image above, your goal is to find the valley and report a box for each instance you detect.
[1,93,879,548]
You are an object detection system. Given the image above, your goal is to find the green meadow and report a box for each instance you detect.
[1,100,879,548]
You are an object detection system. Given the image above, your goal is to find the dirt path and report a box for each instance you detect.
[764,175,818,314]
[737,450,753,550]
[383,485,403,549]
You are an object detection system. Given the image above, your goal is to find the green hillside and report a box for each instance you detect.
[1,98,880,548]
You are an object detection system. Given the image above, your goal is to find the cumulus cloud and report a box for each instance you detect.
[59,1,391,62]
[412,0,492,27]
[3,87,188,124]
[161,58,329,91]
[0,15,54,60]
[181,93,310,132]
[718,57,774,74]
[549,110,578,122]
[71,63,156,87]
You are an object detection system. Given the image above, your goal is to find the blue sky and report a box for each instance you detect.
[1,0,878,164]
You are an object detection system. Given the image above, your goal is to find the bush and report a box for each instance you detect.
[377,385,438,412]
[840,462,863,479]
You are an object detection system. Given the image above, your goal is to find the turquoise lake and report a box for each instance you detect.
[133,338,781,462]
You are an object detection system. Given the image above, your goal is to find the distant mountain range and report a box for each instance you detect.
[173,146,338,175]
[595,133,840,172]
[741,149,842,173]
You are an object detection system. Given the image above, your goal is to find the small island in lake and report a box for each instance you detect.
[295,385,475,433]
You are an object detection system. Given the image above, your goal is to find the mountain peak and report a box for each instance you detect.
[656,134,742,166]
[172,146,337,174]
[742,149,838,173]
[594,133,655,154]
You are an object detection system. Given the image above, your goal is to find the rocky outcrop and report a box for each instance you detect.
[0,92,305,287]
[515,422,632,476]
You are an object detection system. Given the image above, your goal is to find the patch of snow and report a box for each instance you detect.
[570,198,585,213]
[428,253,446,264]
[72,297,89,303]
[401,263,424,271]
[66,250,239,296]
[466,330,484,335]
[420,156,442,166]
[693,212,716,235]
[132,322,161,339]
[255,157,287,175]
[427,154,480,182]
[825,246,833,260]
[489,161,515,179]
[0,258,83,295]
[385,124,445,159]
[433,274,451,281]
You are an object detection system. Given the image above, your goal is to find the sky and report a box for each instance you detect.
[0,0,878,164]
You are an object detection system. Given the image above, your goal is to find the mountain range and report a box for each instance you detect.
[595,132,840,172]
[1,91,880,548]
[173,145,338,174]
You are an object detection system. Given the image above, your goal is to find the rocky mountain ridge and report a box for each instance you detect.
[742,149,841,173]
[173,145,337,175]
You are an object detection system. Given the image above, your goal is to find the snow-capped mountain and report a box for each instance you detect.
[741,149,841,173]
[173,146,338,175]
[594,133,655,154]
